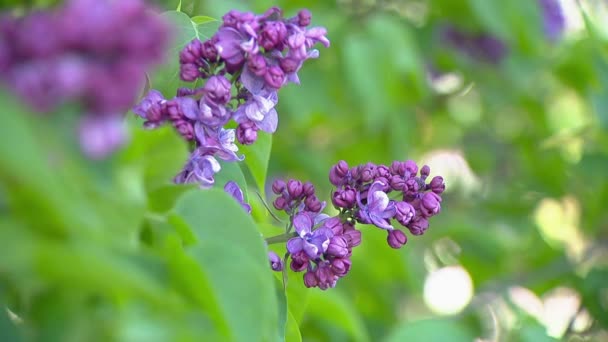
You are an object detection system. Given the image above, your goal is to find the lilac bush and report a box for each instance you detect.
[132,7,329,188]
[0,0,170,158]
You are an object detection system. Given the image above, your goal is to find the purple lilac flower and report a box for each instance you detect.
[356,181,396,230]
[224,181,251,214]
[286,212,333,260]
[539,0,565,41]
[0,0,169,158]
[440,25,508,64]
[132,6,328,188]
[268,251,284,271]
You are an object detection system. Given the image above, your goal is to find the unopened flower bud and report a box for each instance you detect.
[268,251,284,271]
[429,176,445,194]
[387,229,407,249]
[272,179,286,194]
[287,179,303,198]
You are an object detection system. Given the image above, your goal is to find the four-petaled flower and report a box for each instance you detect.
[286,212,333,259]
[357,181,396,230]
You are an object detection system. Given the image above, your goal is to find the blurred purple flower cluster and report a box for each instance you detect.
[0,0,170,158]
[440,0,564,64]
[133,7,329,188]
[268,160,445,290]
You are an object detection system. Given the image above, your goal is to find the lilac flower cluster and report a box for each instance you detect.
[0,0,169,158]
[133,7,329,188]
[268,160,445,290]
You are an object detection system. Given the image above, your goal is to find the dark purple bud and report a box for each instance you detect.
[203,75,232,105]
[173,120,194,140]
[236,121,258,145]
[180,63,200,82]
[390,161,406,175]
[264,65,285,89]
[297,9,312,27]
[332,187,356,209]
[272,179,286,194]
[390,175,406,191]
[201,38,219,61]
[247,54,267,76]
[377,165,390,178]
[330,257,351,276]
[287,179,303,198]
[429,176,445,194]
[404,178,420,197]
[315,262,338,290]
[180,39,203,63]
[305,195,322,212]
[259,21,287,50]
[326,236,349,258]
[404,160,418,177]
[268,251,284,271]
[342,227,361,248]
[290,251,309,272]
[360,163,377,182]
[420,165,430,180]
[279,57,300,74]
[420,192,442,217]
[273,196,287,210]
[350,166,362,181]
[329,160,349,186]
[387,229,407,249]
[303,182,315,196]
[394,201,415,226]
[303,271,318,288]
[407,217,429,235]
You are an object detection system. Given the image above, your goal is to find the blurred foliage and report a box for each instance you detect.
[2,0,608,341]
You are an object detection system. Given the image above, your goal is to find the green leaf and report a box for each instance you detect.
[285,310,302,342]
[383,318,475,342]
[119,125,189,191]
[306,290,370,342]
[172,189,277,342]
[191,15,217,25]
[240,131,272,196]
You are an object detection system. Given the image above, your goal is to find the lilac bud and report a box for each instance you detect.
[268,251,284,271]
[264,65,285,89]
[390,175,406,191]
[180,39,202,63]
[273,196,287,210]
[201,38,219,61]
[305,195,322,212]
[290,251,309,272]
[180,63,200,82]
[303,271,318,288]
[407,217,429,235]
[173,120,195,140]
[394,201,415,226]
[247,54,267,76]
[279,57,300,74]
[404,160,418,177]
[429,176,445,194]
[360,163,377,182]
[259,21,287,50]
[236,121,258,145]
[387,229,407,249]
[420,165,430,180]
[420,192,442,217]
[303,182,315,196]
[342,227,361,248]
[377,165,390,178]
[332,187,356,209]
[297,9,312,27]
[326,236,349,257]
[404,178,419,197]
[315,262,337,290]
[390,161,406,175]
[203,75,232,105]
[272,179,286,194]
[329,160,349,186]
[330,257,351,276]
[287,179,303,198]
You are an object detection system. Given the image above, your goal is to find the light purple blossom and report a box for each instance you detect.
[286,212,333,259]
[224,181,251,214]
[357,181,396,230]
[174,149,221,188]
[233,92,279,133]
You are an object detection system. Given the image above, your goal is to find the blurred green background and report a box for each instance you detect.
[2,0,608,341]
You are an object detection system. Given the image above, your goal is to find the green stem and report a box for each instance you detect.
[265,232,297,245]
